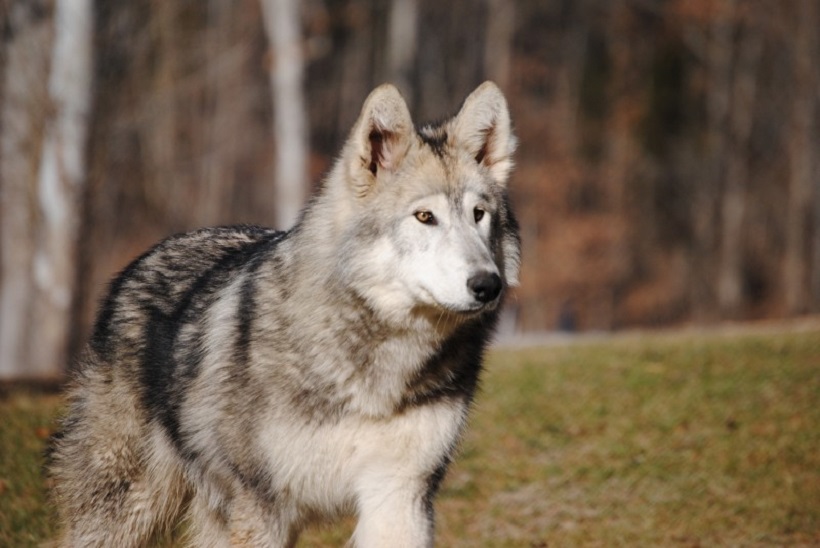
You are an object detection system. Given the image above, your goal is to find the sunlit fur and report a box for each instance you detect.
[49,82,520,547]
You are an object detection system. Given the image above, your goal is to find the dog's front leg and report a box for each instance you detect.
[350,479,434,548]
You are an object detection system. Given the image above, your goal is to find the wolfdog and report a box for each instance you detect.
[49,81,520,547]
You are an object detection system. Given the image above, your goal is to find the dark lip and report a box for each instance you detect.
[414,299,498,327]
[448,300,499,316]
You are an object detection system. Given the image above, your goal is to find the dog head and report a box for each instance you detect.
[332,82,520,325]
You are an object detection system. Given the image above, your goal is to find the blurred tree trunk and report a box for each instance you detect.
[691,0,735,322]
[261,0,308,229]
[556,0,589,151]
[387,0,418,103]
[0,0,91,379]
[416,1,486,121]
[483,0,514,90]
[784,0,817,314]
[717,16,762,318]
[813,157,820,311]
[603,1,649,329]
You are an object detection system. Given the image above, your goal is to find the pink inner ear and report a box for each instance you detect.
[368,129,383,174]
[475,141,488,165]
[368,128,396,174]
[475,124,495,165]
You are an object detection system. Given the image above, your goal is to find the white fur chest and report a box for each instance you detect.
[257,398,468,513]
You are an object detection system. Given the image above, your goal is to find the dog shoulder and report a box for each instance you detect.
[89,225,286,357]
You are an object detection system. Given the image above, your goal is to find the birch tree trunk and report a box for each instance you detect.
[0,0,92,379]
[260,0,308,230]
[0,2,53,379]
[31,0,93,375]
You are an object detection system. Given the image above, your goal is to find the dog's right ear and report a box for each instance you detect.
[347,84,413,196]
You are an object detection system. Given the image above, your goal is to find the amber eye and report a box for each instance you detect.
[415,210,435,224]
[474,207,485,223]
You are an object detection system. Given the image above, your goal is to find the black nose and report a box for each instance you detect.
[467,272,502,303]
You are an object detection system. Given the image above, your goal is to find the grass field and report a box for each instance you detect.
[1,327,818,546]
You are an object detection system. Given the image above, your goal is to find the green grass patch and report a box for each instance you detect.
[2,329,818,546]
[0,392,60,547]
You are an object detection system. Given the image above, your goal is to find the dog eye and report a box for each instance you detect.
[415,210,435,224]
[473,207,485,223]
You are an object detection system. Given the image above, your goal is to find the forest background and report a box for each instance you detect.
[1,0,819,379]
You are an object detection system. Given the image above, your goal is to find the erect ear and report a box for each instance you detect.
[348,84,413,195]
[452,81,516,185]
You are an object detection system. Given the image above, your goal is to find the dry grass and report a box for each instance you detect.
[2,328,818,546]
[0,392,60,546]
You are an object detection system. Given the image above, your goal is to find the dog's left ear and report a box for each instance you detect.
[453,81,516,186]
[348,84,413,195]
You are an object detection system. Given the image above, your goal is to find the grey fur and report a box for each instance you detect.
[49,82,520,547]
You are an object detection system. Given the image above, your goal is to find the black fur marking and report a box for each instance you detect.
[417,126,448,157]
[43,428,65,472]
[234,254,266,371]
[423,458,451,522]
[399,314,497,412]
[90,246,159,359]
[229,461,278,505]
[142,306,185,450]
[90,478,133,509]
[136,228,287,456]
